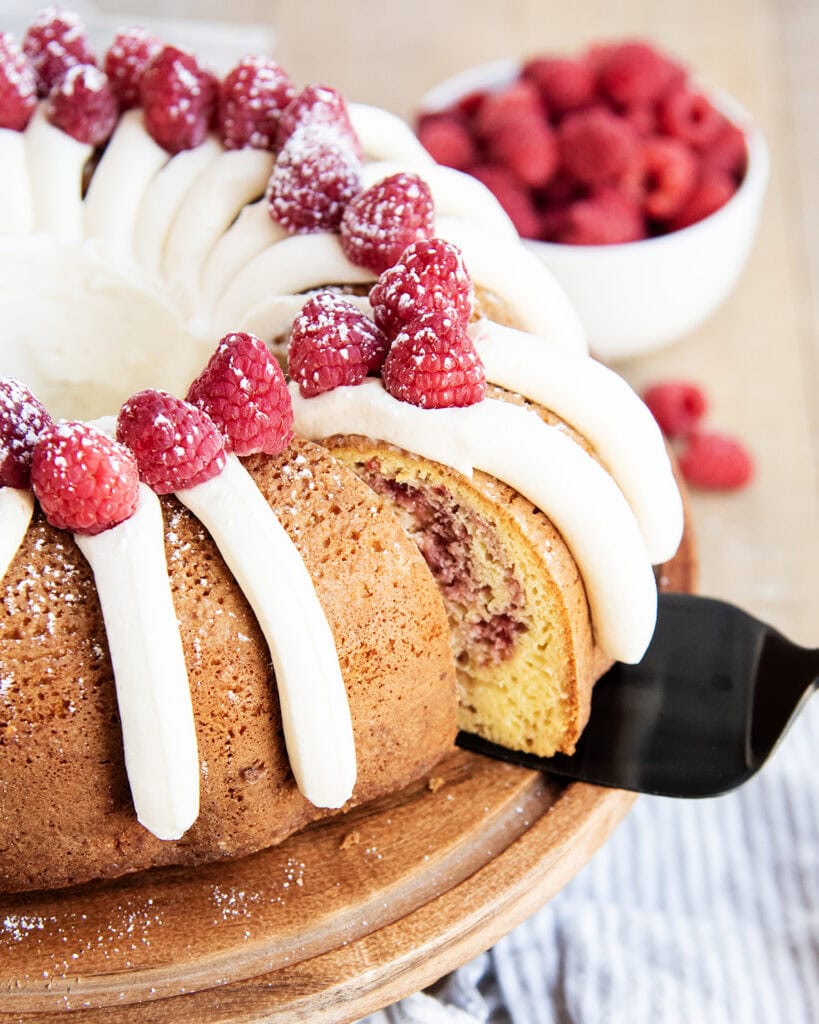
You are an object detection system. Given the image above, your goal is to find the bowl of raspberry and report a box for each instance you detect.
[416,41,769,361]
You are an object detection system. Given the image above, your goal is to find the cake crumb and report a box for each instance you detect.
[340,830,361,850]
[427,775,445,793]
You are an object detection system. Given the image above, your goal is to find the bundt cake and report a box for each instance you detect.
[0,10,683,895]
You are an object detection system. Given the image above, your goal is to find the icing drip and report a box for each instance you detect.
[0,488,34,580]
[74,484,200,841]
[25,107,91,241]
[0,129,33,235]
[176,455,356,809]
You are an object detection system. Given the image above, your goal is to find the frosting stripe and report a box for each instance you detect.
[25,108,90,241]
[0,129,34,235]
[0,488,34,581]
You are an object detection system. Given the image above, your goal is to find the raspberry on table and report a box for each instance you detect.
[633,135,698,220]
[289,292,389,397]
[557,106,639,187]
[416,113,477,170]
[679,429,754,490]
[471,164,542,239]
[369,237,474,338]
[0,32,37,131]
[668,168,737,231]
[382,310,486,409]
[140,45,217,154]
[0,377,53,488]
[217,56,295,151]
[521,56,595,116]
[116,390,226,494]
[186,332,294,456]
[596,41,682,106]
[555,187,645,245]
[642,380,707,439]
[103,26,162,110]
[23,6,95,97]
[340,172,435,274]
[657,87,725,150]
[275,83,362,157]
[31,421,139,535]
[45,63,118,146]
[485,110,558,189]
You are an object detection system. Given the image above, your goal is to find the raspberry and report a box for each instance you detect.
[471,164,541,239]
[0,32,37,131]
[486,111,558,188]
[267,125,362,234]
[679,430,753,490]
[454,90,487,121]
[140,45,217,154]
[382,310,486,409]
[702,120,747,181]
[619,102,657,138]
[642,380,707,439]
[340,173,435,274]
[31,422,139,536]
[186,332,294,456]
[275,83,362,157]
[558,107,639,187]
[475,80,543,140]
[416,113,477,170]
[45,64,118,146]
[657,88,725,150]
[556,187,645,245]
[116,390,226,494]
[0,378,53,488]
[521,56,595,116]
[23,6,95,96]
[667,168,737,231]
[369,238,474,338]
[289,292,389,397]
[597,41,682,106]
[103,27,162,110]
[632,136,697,220]
[217,56,295,151]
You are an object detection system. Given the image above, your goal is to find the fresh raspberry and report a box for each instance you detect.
[217,56,295,151]
[702,120,747,181]
[679,429,754,490]
[557,107,639,187]
[455,89,487,120]
[486,111,558,188]
[471,164,542,239]
[23,6,95,96]
[667,168,737,231]
[537,167,585,208]
[289,292,389,397]
[475,80,543,140]
[642,380,707,439]
[116,390,226,494]
[556,187,646,245]
[0,378,53,488]
[0,32,37,131]
[416,113,477,170]
[340,173,435,274]
[521,56,595,116]
[267,125,362,233]
[369,238,474,338]
[275,83,362,157]
[382,310,486,409]
[45,64,118,146]
[31,422,139,536]
[186,332,294,456]
[596,41,682,106]
[631,136,698,220]
[657,88,725,150]
[619,102,657,138]
[103,27,162,110]
[140,45,217,154]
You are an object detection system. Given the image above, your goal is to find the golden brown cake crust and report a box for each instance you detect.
[0,440,456,894]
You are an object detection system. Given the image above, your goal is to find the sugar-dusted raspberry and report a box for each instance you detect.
[596,41,682,106]
[0,32,37,131]
[657,88,725,150]
[369,237,474,338]
[340,173,435,274]
[217,56,295,151]
[140,45,217,154]
[45,63,118,146]
[556,187,645,245]
[186,332,294,456]
[0,377,53,488]
[471,164,542,239]
[103,26,162,110]
[116,389,226,494]
[267,124,362,234]
[382,310,486,409]
[275,83,362,157]
[475,79,543,140]
[31,421,139,535]
[642,380,707,439]
[633,136,697,220]
[679,429,753,490]
[667,168,737,231]
[702,120,748,181]
[23,6,95,96]
[521,56,595,117]
[558,107,639,187]
[486,111,558,188]
[289,292,389,397]
[416,113,477,170]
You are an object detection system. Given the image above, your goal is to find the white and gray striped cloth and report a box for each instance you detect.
[361,696,819,1024]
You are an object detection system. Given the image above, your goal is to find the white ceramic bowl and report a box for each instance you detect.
[420,58,770,361]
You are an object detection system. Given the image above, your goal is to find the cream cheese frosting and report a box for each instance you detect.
[0,488,34,580]
[0,129,33,236]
